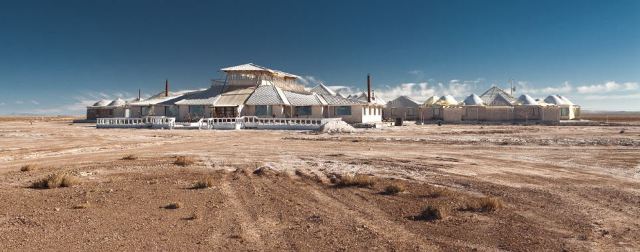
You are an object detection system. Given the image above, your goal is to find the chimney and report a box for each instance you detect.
[165,79,169,97]
[138,89,141,100]
[367,74,372,103]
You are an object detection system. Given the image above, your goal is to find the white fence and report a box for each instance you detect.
[97,116,176,129]
[197,116,337,130]
[98,116,337,130]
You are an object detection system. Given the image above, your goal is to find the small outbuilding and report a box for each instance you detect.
[384,95,421,121]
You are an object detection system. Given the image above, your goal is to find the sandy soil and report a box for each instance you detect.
[1,119,639,251]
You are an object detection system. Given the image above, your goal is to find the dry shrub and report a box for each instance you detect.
[122,154,138,160]
[164,202,182,209]
[459,196,504,212]
[31,174,80,189]
[426,186,454,198]
[253,166,277,176]
[383,183,406,195]
[21,164,37,172]
[73,201,90,209]
[295,169,323,183]
[191,177,214,189]
[174,156,195,167]
[184,213,199,221]
[335,174,376,188]
[415,205,449,221]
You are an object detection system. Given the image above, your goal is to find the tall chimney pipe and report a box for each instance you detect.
[165,79,169,97]
[138,89,141,100]
[367,74,371,103]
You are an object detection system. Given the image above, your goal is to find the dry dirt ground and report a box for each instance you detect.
[1,118,639,251]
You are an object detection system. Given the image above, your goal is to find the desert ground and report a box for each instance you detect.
[1,117,639,251]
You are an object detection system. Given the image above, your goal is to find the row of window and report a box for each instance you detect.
[256,105,354,116]
[364,107,382,116]
[136,105,377,118]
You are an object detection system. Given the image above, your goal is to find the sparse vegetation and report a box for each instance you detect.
[20,164,36,172]
[31,174,80,189]
[184,213,199,220]
[335,174,376,188]
[383,183,406,195]
[122,154,138,160]
[174,156,195,166]
[253,166,276,176]
[191,177,214,189]
[73,201,90,209]
[164,202,182,209]
[459,196,504,212]
[426,186,453,198]
[415,205,449,221]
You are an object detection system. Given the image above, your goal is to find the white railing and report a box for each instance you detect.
[143,116,176,129]
[97,116,175,129]
[97,116,339,130]
[201,116,338,130]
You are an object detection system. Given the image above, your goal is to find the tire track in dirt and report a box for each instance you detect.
[307,187,438,251]
[217,175,266,250]
[314,186,508,251]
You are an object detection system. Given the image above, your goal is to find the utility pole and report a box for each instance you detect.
[509,79,514,96]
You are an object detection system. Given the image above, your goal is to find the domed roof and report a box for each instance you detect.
[515,94,539,105]
[462,94,484,106]
[423,95,439,106]
[108,98,126,107]
[544,95,567,105]
[92,99,111,107]
[557,95,574,105]
[436,95,459,106]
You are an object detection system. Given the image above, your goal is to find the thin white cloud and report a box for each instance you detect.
[408,70,425,80]
[518,81,573,95]
[583,92,640,100]
[299,75,325,87]
[373,80,473,102]
[26,90,136,115]
[0,102,5,106]
[30,100,40,105]
[576,81,639,94]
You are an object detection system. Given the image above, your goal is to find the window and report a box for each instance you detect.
[391,108,396,116]
[255,105,272,116]
[142,106,151,116]
[295,106,312,116]
[335,106,352,116]
[560,107,570,116]
[164,106,178,117]
[407,108,415,116]
[189,105,205,118]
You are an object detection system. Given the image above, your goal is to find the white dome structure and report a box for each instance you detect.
[92,99,111,107]
[462,94,484,106]
[557,95,574,105]
[544,95,567,105]
[423,95,439,106]
[436,95,459,106]
[515,94,539,105]
[107,98,126,107]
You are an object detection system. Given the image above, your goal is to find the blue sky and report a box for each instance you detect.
[0,0,639,114]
